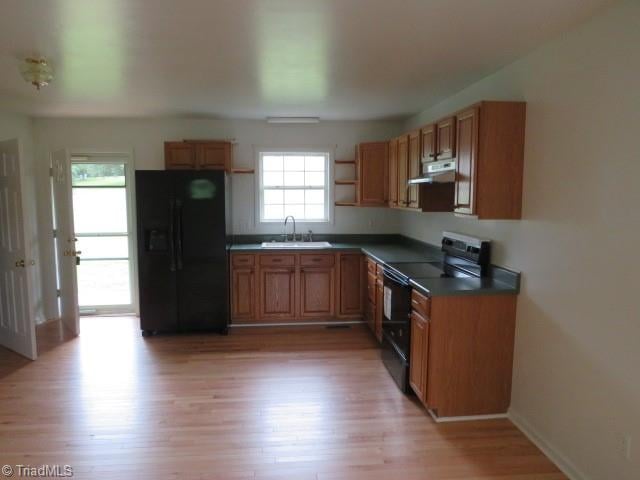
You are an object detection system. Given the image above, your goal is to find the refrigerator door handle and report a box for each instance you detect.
[175,199,184,270]
[168,199,177,272]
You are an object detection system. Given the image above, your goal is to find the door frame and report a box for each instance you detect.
[67,149,139,316]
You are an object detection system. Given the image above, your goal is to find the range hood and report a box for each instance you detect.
[408,159,456,184]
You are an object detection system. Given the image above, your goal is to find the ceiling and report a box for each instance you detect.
[0,0,613,120]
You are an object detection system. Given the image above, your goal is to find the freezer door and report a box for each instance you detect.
[135,171,178,333]
[174,171,228,331]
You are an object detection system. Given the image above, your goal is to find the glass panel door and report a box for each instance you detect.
[71,160,135,313]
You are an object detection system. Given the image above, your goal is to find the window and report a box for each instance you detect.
[259,151,330,222]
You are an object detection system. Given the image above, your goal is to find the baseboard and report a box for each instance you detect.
[429,409,508,423]
[509,408,589,480]
[230,320,366,328]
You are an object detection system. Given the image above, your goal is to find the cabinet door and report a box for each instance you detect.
[337,253,363,317]
[231,268,254,320]
[410,310,429,404]
[436,117,456,160]
[165,142,196,169]
[388,139,398,207]
[357,142,388,206]
[196,142,231,171]
[300,267,335,318]
[375,278,383,342]
[366,300,376,335]
[420,124,436,163]
[407,130,421,209]
[259,267,296,319]
[397,135,409,207]
[454,108,478,215]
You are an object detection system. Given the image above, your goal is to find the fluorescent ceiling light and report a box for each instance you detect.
[266,116,320,124]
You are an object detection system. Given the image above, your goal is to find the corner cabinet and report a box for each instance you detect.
[165,140,232,171]
[454,102,526,219]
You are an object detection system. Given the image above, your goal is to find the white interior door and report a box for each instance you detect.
[0,139,37,359]
[51,149,79,336]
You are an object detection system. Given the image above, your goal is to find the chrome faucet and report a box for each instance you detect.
[284,216,297,242]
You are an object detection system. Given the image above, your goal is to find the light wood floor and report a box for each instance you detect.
[0,317,565,480]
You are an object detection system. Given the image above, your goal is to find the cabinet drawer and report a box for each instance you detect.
[366,258,377,274]
[411,289,431,318]
[232,254,255,267]
[300,254,335,267]
[259,255,296,267]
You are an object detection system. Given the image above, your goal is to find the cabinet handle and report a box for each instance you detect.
[428,153,437,158]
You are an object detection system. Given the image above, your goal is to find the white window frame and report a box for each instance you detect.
[257,149,332,224]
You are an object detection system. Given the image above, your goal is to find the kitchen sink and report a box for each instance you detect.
[260,241,332,249]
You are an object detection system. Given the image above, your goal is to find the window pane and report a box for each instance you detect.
[305,156,325,171]
[305,189,324,204]
[305,204,325,220]
[283,204,305,218]
[284,189,305,204]
[77,260,131,306]
[71,163,125,187]
[305,171,325,187]
[284,171,304,186]
[263,155,283,171]
[263,171,283,187]
[76,236,129,259]
[264,189,284,205]
[73,188,127,234]
[284,155,305,171]
[264,204,284,220]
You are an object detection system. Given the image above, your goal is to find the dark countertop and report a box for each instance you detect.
[229,235,519,297]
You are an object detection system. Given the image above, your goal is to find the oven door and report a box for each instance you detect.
[382,269,411,356]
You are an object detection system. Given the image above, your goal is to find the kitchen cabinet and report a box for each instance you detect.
[259,266,296,320]
[337,253,364,317]
[165,140,232,171]
[300,254,335,318]
[396,135,409,208]
[420,124,436,164]
[356,142,388,206]
[409,288,518,418]
[374,269,384,342]
[436,116,456,160]
[364,257,383,343]
[407,130,421,210]
[409,310,429,403]
[231,252,363,323]
[388,138,398,207]
[231,268,255,321]
[454,101,526,219]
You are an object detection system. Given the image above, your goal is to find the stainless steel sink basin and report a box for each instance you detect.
[261,241,332,249]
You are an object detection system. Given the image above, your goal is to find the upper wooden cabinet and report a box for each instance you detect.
[388,138,398,208]
[396,135,409,208]
[407,130,421,210]
[420,124,436,164]
[356,142,388,206]
[165,140,232,171]
[436,116,456,160]
[454,101,526,219]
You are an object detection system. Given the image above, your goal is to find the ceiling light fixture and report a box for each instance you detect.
[20,57,54,90]
[266,116,320,124]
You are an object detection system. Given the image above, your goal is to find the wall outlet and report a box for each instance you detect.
[617,433,632,461]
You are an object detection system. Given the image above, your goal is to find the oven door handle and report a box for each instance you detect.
[383,269,409,287]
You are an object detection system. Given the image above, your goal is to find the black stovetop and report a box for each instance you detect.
[386,261,478,280]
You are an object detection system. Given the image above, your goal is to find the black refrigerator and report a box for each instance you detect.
[135,170,229,336]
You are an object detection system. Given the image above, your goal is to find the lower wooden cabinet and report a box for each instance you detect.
[409,289,518,418]
[259,267,296,320]
[409,310,429,403]
[230,251,361,323]
[231,268,255,320]
[374,275,383,342]
[300,267,335,318]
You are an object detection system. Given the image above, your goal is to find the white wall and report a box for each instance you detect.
[0,111,44,325]
[32,117,402,318]
[399,1,640,479]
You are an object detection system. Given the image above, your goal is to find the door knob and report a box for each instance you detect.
[72,250,82,257]
[15,259,25,268]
